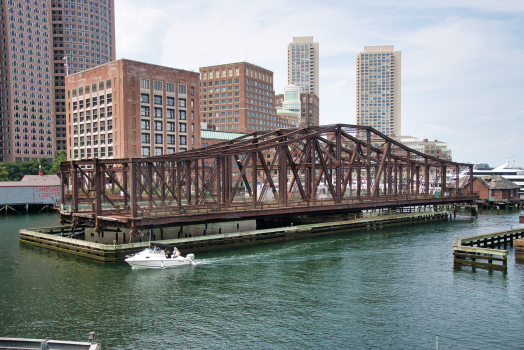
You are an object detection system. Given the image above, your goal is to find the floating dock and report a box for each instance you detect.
[453,227,524,270]
[20,209,451,262]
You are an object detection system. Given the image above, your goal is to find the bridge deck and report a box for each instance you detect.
[61,194,476,229]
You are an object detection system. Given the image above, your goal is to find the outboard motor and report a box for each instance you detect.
[186,254,195,261]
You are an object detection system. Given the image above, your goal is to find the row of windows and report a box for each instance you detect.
[73,146,112,159]
[140,107,193,120]
[72,94,111,110]
[202,78,239,87]
[140,134,192,145]
[141,146,185,157]
[71,79,110,96]
[72,107,111,123]
[140,94,192,107]
[140,79,194,95]
[13,149,53,155]
[140,120,194,132]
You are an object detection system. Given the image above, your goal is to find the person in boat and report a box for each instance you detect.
[172,247,180,258]
[152,245,158,253]
[166,250,172,258]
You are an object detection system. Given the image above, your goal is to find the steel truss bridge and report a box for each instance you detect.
[59,124,475,233]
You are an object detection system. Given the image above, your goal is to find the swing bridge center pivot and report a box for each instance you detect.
[58,124,477,233]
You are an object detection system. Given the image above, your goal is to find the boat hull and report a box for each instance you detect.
[125,249,194,269]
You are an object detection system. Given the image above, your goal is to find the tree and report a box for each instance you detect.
[49,150,67,175]
[0,164,9,181]
[39,157,52,174]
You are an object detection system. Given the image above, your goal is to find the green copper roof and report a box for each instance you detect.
[201,130,248,141]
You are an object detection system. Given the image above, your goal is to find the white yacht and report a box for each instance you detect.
[125,245,195,269]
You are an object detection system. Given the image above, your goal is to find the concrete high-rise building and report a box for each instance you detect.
[199,62,294,133]
[0,1,55,163]
[356,45,401,137]
[288,37,319,96]
[65,59,200,160]
[51,0,116,153]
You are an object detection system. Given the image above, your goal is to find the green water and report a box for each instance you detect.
[1,210,524,349]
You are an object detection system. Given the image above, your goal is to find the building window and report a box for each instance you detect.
[154,107,162,118]
[155,134,163,144]
[153,81,163,91]
[166,83,175,93]
[141,146,150,157]
[179,123,186,133]
[167,135,175,145]
[141,120,150,130]
[155,147,163,156]
[141,133,150,144]
[141,106,150,117]
[154,121,163,131]
[179,135,187,145]
[179,85,187,94]
[141,93,149,103]
[179,98,186,108]
[167,97,174,106]
[154,95,162,105]
[167,122,175,132]
[179,110,186,120]
[140,79,149,89]
[167,109,175,119]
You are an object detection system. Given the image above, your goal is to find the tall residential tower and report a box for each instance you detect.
[288,37,319,96]
[51,0,116,152]
[356,45,401,137]
[0,0,55,162]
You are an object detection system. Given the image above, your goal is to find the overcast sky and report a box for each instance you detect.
[114,0,524,166]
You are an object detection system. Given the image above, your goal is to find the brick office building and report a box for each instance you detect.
[51,0,116,153]
[199,62,294,134]
[65,59,200,160]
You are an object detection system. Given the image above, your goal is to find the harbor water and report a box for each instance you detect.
[1,210,523,349]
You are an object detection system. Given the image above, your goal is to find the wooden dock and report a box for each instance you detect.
[453,227,524,270]
[20,209,451,262]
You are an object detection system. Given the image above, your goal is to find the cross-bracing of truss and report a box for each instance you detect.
[59,124,473,231]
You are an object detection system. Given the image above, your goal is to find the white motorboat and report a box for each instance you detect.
[125,248,195,269]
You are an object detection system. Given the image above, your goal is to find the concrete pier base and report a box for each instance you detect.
[20,210,451,262]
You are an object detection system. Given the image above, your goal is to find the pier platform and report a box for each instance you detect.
[20,209,451,262]
[0,337,100,350]
[453,227,524,270]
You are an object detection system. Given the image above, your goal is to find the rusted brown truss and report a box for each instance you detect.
[59,124,474,231]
